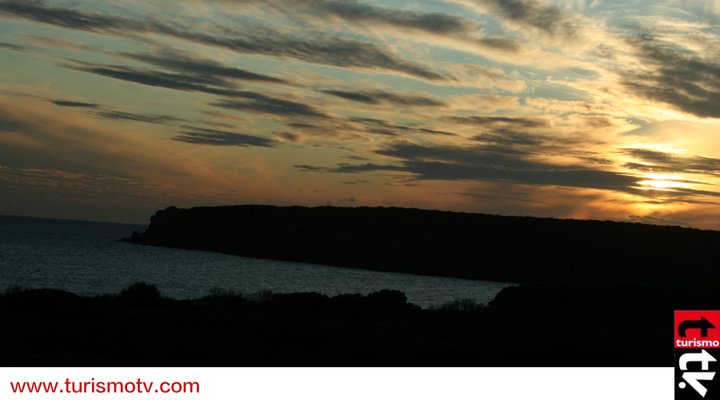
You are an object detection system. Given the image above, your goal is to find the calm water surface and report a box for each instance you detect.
[0,214,515,308]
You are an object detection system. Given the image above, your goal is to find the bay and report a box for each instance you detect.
[0,214,514,308]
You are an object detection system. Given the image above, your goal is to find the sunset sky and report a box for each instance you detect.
[1,0,720,228]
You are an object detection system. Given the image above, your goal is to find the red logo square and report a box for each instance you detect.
[675,310,720,348]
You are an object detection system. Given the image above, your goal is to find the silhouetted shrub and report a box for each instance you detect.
[202,286,247,309]
[118,282,161,307]
[365,289,407,305]
[207,286,237,297]
[431,298,484,313]
[4,284,24,296]
[244,289,274,302]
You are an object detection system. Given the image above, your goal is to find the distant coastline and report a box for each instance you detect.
[123,205,720,284]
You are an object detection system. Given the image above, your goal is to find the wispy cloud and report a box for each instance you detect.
[295,140,720,200]
[23,34,96,51]
[211,96,330,119]
[249,0,522,52]
[621,34,720,118]
[172,126,278,147]
[455,0,578,38]
[49,100,99,108]
[48,99,184,125]
[319,89,447,107]
[0,40,26,51]
[0,0,148,33]
[114,49,291,85]
[0,0,453,82]
[624,148,720,176]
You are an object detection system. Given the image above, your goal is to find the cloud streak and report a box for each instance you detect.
[115,50,290,85]
[172,126,278,147]
[460,0,578,38]
[319,89,447,107]
[0,40,26,51]
[48,99,185,125]
[295,141,720,200]
[624,148,720,176]
[621,35,720,119]
[0,0,452,82]
[256,0,522,52]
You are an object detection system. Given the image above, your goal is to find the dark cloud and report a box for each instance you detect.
[0,116,34,133]
[373,142,540,169]
[621,35,720,118]
[48,99,184,125]
[160,26,452,82]
[290,0,480,35]
[211,97,330,119]
[49,100,99,108]
[273,131,300,142]
[624,148,720,175]
[472,130,544,146]
[172,126,277,147]
[418,128,458,136]
[0,0,451,82]
[273,0,520,51]
[349,117,411,137]
[342,155,370,161]
[116,50,290,85]
[93,110,185,125]
[579,156,615,166]
[350,117,446,137]
[294,141,645,194]
[623,162,679,175]
[296,142,720,200]
[472,0,577,37]
[470,127,584,153]
[319,89,447,107]
[0,40,26,51]
[64,63,243,96]
[475,37,521,52]
[447,115,550,129]
[295,164,336,172]
[0,0,147,33]
[298,158,640,193]
[63,61,330,120]
[286,122,315,129]
[202,121,238,129]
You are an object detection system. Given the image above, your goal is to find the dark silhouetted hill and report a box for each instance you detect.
[122,205,720,284]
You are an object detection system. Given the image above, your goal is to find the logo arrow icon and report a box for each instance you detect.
[679,317,716,338]
[680,349,717,371]
[682,372,716,398]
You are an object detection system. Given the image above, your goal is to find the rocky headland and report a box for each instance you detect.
[122,205,720,284]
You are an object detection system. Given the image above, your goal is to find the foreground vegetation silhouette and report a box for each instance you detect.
[2,278,717,367]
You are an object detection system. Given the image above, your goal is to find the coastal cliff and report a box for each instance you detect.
[122,205,720,284]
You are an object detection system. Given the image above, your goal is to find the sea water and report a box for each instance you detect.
[0,214,514,308]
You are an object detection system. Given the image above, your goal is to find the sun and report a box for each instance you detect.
[638,180,684,189]
[635,173,686,190]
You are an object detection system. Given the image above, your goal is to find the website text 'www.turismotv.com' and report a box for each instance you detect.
[10,379,199,394]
